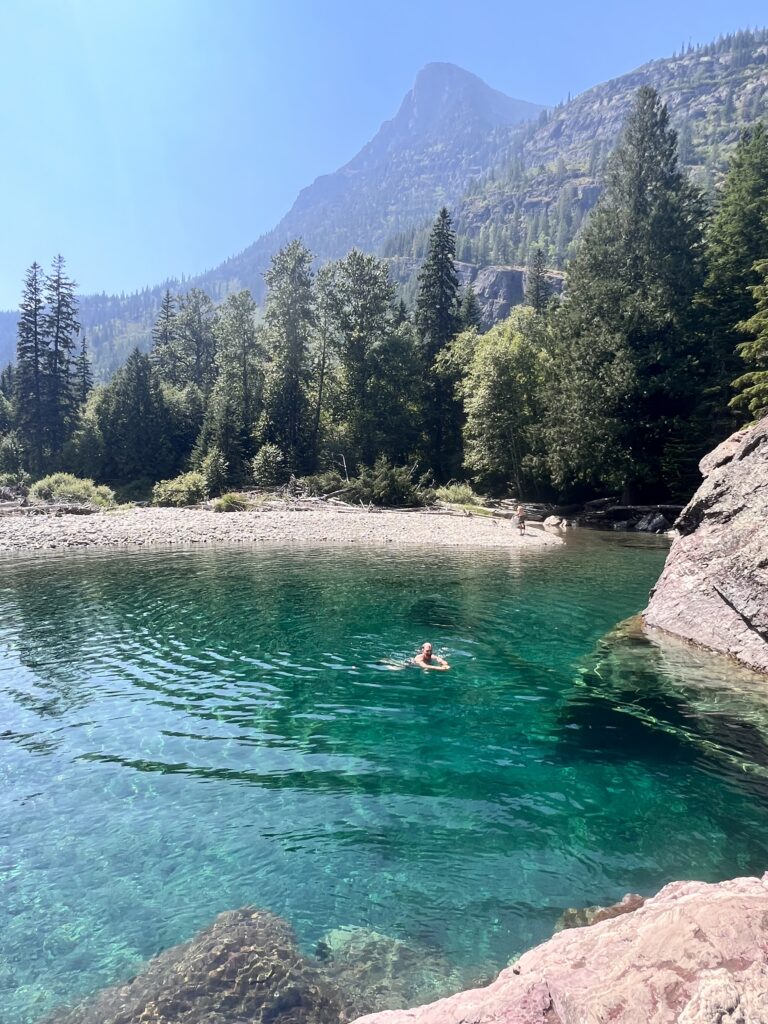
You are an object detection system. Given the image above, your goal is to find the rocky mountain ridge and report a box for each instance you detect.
[2,29,767,377]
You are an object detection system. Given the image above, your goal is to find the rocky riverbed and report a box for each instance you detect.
[0,505,560,553]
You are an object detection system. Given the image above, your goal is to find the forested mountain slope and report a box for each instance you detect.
[2,29,767,378]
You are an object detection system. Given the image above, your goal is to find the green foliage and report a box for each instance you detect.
[0,432,26,476]
[30,472,115,507]
[346,457,435,507]
[699,123,768,432]
[252,443,287,486]
[152,471,208,507]
[731,258,768,420]
[300,469,347,496]
[200,446,229,497]
[416,208,463,479]
[114,478,155,504]
[525,248,552,314]
[0,470,31,490]
[542,87,707,499]
[434,482,485,505]
[213,492,250,512]
[461,309,546,495]
[260,241,315,471]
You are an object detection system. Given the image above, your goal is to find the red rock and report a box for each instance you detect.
[353,874,768,1024]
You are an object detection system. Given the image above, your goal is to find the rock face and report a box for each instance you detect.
[644,417,768,674]
[353,874,768,1024]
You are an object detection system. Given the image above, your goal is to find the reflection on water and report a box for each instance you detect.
[0,537,767,1023]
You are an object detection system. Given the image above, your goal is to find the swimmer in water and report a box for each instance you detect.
[412,642,450,671]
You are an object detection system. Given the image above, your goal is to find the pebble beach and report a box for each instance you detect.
[0,505,561,554]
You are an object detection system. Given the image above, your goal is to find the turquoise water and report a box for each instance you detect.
[2,536,768,1023]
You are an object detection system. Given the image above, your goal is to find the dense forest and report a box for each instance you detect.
[1,88,767,507]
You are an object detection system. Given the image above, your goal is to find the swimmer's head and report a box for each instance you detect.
[422,643,433,657]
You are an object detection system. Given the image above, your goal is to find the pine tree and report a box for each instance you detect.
[318,250,398,465]
[415,208,462,478]
[195,290,262,483]
[174,289,217,394]
[393,298,409,327]
[15,263,47,474]
[525,248,552,315]
[698,124,768,434]
[731,259,768,420]
[544,87,706,499]
[75,333,93,406]
[260,240,316,471]
[416,208,460,362]
[151,289,177,380]
[43,255,80,462]
[460,286,482,331]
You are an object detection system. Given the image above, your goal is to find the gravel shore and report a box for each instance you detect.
[0,505,561,553]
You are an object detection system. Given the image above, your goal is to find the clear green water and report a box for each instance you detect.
[1,536,768,1023]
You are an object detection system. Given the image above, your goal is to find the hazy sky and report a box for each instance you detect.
[1,0,766,308]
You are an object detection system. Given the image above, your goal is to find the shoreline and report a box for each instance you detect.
[0,505,562,554]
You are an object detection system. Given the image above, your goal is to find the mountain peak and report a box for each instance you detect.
[395,62,543,136]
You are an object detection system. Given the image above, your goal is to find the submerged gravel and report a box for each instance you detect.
[0,505,561,553]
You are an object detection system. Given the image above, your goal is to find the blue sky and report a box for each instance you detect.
[0,0,766,308]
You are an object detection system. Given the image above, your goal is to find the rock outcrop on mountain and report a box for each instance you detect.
[644,416,768,674]
[353,874,768,1024]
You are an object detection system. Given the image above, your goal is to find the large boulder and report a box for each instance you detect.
[44,908,349,1024]
[643,416,768,674]
[353,874,768,1024]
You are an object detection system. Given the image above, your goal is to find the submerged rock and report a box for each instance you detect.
[353,874,768,1024]
[43,907,348,1024]
[317,926,481,1015]
[554,892,645,932]
[644,416,768,674]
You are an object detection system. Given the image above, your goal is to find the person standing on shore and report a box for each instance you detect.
[515,505,526,535]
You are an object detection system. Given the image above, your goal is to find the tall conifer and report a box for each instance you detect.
[544,87,706,499]
[15,263,47,473]
[43,254,80,459]
[698,124,768,432]
[416,208,462,478]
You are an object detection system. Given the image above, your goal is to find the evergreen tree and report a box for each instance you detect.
[544,87,706,499]
[95,349,172,481]
[698,124,768,434]
[260,240,315,471]
[165,288,217,392]
[15,263,47,474]
[393,298,409,327]
[416,208,461,361]
[0,363,14,401]
[524,248,552,315]
[195,290,262,483]
[75,333,93,406]
[460,286,482,331]
[731,259,768,420]
[43,254,80,460]
[151,289,178,380]
[415,207,462,478]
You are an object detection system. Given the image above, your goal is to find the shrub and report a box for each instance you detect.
[200,447,229,496]
[301,469,346,496]
[152,471,207,507]
[253,443,287,486]
[0,470,31,491]
[213,492,249,513]
[29,473,116,508]
[435,482,486,506]
[347,457,435,507]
